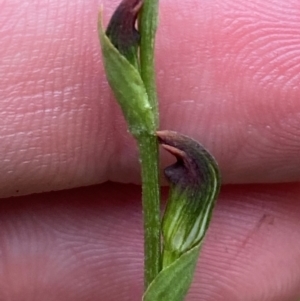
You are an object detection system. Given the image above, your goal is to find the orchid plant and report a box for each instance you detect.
[98,0,221,300]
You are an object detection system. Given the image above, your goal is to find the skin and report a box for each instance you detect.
[0,0,299,299]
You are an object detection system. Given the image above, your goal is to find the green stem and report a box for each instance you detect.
[139,0,159,127]
[138,0,161,290]
[138,133,161,289]
[99,0,161,291]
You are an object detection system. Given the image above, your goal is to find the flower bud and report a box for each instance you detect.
[98,1,155,137]
[106,0,142,67]
[157,131,221,267]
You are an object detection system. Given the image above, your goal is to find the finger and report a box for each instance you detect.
[0,183,299,300]
[1,0,300,197]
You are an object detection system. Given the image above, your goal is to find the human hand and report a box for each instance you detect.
[0,0,299,300]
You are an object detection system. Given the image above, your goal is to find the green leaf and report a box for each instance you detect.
[143,245,200,301]
[98,13,156,137]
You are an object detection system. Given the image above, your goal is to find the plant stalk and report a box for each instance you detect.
[138,0,161,290]
[138,133,161,289]
[139,0,159,126]
[99,0,161,292]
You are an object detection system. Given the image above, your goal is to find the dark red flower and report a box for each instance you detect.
[106,0,143,59]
